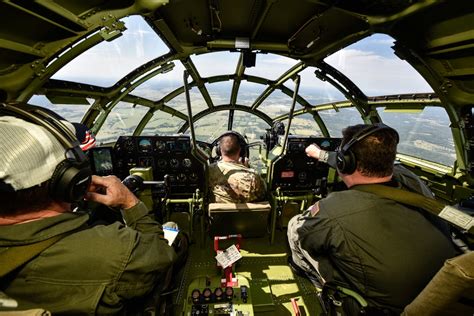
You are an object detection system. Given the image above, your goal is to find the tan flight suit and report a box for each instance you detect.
[208,160,266,203]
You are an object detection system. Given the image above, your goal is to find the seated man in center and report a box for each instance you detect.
[208,132,266,203]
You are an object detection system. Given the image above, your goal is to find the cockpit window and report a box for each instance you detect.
[293,67,345,104]
[237,81,267,107]
[167,89,208,114]
[28,95,91,122]
[133,60,185,101]
[378,106,456,167]
[230,111,270,171]
[318,107,364,137]
[192,52,240,78]
[96,102,148,144]
[257,89,302,118]
[290,113,323,136]
[325,34,433,96]
[194,110,230,143]
[245,54,299,80]
[141,111,185,136]
[206,82,232,106]
[52,16,169,87]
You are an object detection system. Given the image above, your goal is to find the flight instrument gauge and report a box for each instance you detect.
[170,158,179,168]
[157,159,167,169]
[177,173,186,182]
[155,140,166,152]
[182,158,192,168]
[123,138,134,153]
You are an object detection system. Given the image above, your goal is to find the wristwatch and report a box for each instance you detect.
[319,150,329,163]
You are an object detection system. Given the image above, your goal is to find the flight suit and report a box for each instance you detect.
[287,166,458,312]
[0,202,177,314]
[208,160,266,203]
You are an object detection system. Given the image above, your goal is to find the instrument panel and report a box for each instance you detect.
[271,136,341,191]
[89,135,205,194]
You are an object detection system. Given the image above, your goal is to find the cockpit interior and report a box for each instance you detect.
[1,0,474,315]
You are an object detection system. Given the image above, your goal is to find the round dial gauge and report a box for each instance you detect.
[169,159,179,168]
[182,158,192,168]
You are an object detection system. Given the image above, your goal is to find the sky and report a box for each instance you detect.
[52,15,433,98]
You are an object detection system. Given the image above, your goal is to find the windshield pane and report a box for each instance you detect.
[195,111,229,143]
[52,16,169,86]
[290,113,323,136]
[378,107,455,166]
[325,34,433,96]
[245,53,298,80]
[258,89,302,118]
[319,107,364,137]
[192,52,239,77]
[166,89,208,114]
[206,81,232,106]
[141,110,185,136]
[96,102,148,144]
[28,95,91,122]
[133,60,185,101]
[291,67,345,105]
[232,111,270,172]
[237,81,267,107]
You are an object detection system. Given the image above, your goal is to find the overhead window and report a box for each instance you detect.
[192,51,239,78]
[325,34,433,96]
[378,106,455,166]
[52,16,169,87]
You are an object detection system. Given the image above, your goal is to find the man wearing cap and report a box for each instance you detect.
[0,113,177,313]
[287,124,458,313]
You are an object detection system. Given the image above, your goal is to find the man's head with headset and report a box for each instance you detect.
[306,123,399,188]
[215,131,249,165]
[0,103,95,219]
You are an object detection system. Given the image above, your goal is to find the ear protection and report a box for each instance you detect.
[0,103,92,202]
[215,131,248,159]
[336,124,399,175]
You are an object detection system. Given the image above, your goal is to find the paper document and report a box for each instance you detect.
[215,244,242,268]
[163,226,179,246]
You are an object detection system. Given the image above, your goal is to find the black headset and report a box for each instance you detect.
[336,123,399,174]
[0,103,92,202]
[214,131,248,159]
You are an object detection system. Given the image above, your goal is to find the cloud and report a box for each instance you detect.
[325,48,433,95]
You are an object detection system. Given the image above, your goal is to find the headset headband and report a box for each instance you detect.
[340,123,398,154]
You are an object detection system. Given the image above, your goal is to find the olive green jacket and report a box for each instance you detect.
[0,202,177,314]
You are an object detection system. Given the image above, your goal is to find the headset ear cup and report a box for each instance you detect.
[49,159,92,202]
[216,142,221,157]
[336,149,356,174]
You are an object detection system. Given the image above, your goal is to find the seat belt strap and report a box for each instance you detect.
[352,184,474,234]
[0,234,67,278]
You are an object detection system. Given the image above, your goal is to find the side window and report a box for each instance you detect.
[378,107,456,167]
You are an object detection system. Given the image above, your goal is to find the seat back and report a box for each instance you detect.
[402,251,474,316]
[208,202,271,237]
